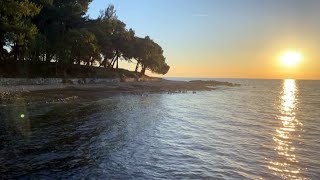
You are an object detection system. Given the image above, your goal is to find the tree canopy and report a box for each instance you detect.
[0,1,169,76]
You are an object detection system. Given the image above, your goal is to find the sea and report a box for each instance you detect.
[0,78,319,179]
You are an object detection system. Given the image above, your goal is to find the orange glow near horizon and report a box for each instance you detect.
[119,48,320,80]
[156,64,320,80]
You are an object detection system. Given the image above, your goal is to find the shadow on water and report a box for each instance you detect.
[0,92,165,179]
[0,93,113,178]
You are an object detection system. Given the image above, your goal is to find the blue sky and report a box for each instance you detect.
[87,0,320,79]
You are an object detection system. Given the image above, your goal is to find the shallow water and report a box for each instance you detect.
[0,79,319,179]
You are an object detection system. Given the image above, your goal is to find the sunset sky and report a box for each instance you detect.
[88,0,320,79]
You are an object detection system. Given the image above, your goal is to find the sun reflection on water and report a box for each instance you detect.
[268,79,304,179]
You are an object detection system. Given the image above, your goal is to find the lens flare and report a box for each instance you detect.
[20,113,25,119]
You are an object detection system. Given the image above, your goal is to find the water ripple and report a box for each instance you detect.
[0,79,320,179]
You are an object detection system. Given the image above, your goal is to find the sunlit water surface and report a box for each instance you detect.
[0,79,319,179]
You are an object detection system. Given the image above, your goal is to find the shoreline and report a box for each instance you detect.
[0,79,239,92]
[0,79,239,101]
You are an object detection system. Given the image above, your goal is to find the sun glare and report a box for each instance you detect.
[280,51,302,67]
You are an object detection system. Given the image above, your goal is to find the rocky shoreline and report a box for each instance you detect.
[0,78,240,102]
[0,77,158,93]
[0,76,160,86]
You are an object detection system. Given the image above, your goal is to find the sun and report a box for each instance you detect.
[279,51,302,67]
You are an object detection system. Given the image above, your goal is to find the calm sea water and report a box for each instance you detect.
[0,79,320,179]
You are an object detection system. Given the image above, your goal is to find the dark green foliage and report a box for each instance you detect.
[0,1,169,76]
[0,60,137,78]
[134,36,170,75]
[0,0,41,60]
[63,28,99,66]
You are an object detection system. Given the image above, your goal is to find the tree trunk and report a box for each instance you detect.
[111,58,116,69]
[135,62,139,73]
[13,44,18,61]
[110,55,118,69]
[107,55,117,69]
[115,50,120,69]
[100,59,106,67]
[141,65,146,75]
[46,54,53,62]
[55,61,58,76]
[90,58,94,66]
[86,57,90,66]
[116,56,118,69]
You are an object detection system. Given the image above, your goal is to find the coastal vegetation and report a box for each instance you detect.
[0,0,170,78]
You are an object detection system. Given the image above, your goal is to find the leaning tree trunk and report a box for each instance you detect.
[115,50,120,69]
[107,59,113,68]
[100,59,107,67]
[46,54,53,63]
[111,58,116,69]
[107,54,117,69]
[110,55,119,69]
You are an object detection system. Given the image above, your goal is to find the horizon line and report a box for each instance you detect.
[161,76,320,81]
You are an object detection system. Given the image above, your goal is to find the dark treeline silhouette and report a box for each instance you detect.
[0,0,169,77]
